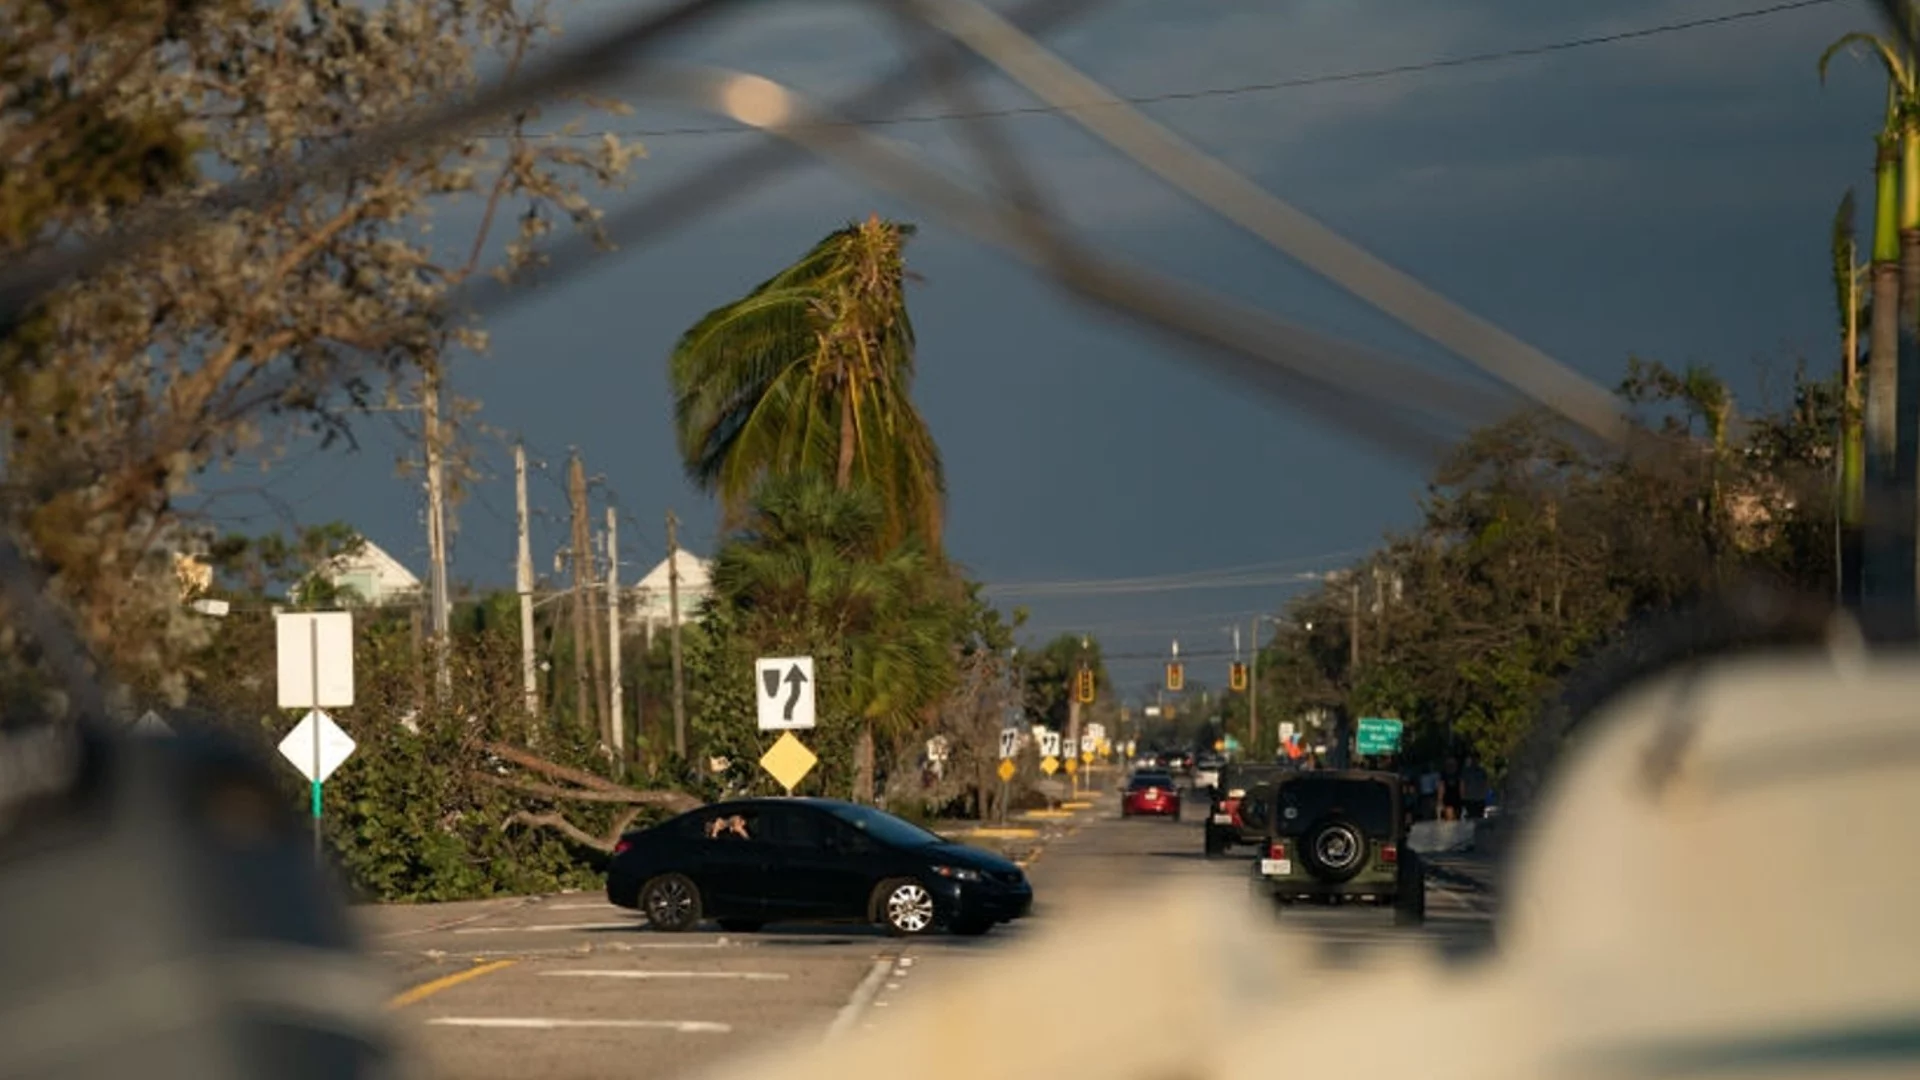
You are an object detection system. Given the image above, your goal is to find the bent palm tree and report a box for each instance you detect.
[669,216,945,549]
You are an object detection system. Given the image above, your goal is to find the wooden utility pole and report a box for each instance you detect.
[1247,616,1260,756]
[515,442,538,728]
[422,367,452,696]
[666,510,687,760]
[567,452,604,746]
[606,506,625,760]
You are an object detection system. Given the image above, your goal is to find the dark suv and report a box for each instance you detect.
[1203,762,1293,857]
[1243,770,1424,925]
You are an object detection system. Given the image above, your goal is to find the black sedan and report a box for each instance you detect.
[607,797,1034,937]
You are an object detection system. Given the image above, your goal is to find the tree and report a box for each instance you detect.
[699,474,966,802]
[1821,33,1914,599]
[667,216,945,549]
[0,0,641,705]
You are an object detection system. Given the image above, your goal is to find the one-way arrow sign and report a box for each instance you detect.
[754,656,816,731]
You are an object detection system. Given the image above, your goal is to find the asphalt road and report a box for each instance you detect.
[364,788,1494,1080]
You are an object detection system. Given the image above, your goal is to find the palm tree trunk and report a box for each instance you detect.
[836,386,857,491]
[1866,137,1903,604]
[1903,126,1920,614]
[853,718,875,803]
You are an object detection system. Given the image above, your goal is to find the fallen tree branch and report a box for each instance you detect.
[474,771,701,813]
[478,740,638,794]
[504,810,617,853]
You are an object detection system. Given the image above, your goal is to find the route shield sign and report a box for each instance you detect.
[755,656,816,730]
[999,728,1020,759]
[1039,730,1062,758]
[1356,717,1404,755]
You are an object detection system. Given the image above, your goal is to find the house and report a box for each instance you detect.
[629,550,711,634]
[319,539,422,605]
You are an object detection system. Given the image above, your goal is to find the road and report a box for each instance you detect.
[364,789,1495,1080]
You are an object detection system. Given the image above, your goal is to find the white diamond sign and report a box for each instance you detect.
[278,709,356,784]
[131,710,173,737]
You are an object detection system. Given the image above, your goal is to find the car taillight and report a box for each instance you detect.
[1380,843,1397,864]
[1268,841,1287,859]
[613,839,633,856]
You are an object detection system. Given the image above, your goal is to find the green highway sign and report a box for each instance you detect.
[1355,717,1404,755]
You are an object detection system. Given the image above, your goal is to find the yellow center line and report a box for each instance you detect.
[388,959,517,1009]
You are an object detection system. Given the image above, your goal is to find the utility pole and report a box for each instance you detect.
[422,367,452,696]
[606,506,625,760]
[515,442,538,729]
[1247,616,1260,758]
[567,452,604,747]
[1344,575,1361,769]
[666,510,687,760]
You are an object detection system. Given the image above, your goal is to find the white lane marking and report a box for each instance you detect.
[540,970,789,981]
[426,1018,730,1033]
[453,922,637,934]
[824,957,894,1043]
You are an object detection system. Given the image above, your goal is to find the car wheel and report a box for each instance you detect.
[875,878,937,936]
[950,918,994,937]
[639,873,702,932]
[716,918,763,933]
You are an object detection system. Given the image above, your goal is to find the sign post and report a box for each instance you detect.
[997,727,1018,823]
[275,611,355,864]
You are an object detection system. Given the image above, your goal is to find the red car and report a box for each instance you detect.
[1121,772,1182,818]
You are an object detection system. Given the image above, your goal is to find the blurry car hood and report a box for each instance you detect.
[922,841,1021,875]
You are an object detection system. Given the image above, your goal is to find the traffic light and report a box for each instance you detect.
[1165,661,1184,691]
[1229,662,1248,692]
[1075,667,1096,704]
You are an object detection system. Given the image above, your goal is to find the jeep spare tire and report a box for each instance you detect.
[1302,819,1367,883]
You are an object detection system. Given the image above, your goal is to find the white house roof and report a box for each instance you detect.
[630,551,711,623]
[321,539,421,596]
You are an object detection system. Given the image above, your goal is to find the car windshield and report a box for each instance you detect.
[824,803,945,848]
[1275,778,1395,834]
[1129,773,1173,789]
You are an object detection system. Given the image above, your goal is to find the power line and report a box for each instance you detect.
[503,0,1843,141]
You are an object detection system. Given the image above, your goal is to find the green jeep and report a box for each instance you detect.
[1244,769,1425,926]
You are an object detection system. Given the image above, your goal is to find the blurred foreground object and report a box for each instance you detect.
[700,647,1920,1080]
[0,722,397,1080]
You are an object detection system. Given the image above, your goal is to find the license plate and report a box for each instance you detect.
[1212,813,1232,824]
[1259,859,1292,876]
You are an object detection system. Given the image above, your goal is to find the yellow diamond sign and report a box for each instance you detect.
[1040,755,1059,775]
[997,758,1016,783]
[1064,757,1078,775]
[759,731,818,793]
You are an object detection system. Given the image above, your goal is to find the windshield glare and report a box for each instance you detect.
[825,803,945,848]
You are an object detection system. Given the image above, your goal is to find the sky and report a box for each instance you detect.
[194,0,1889,697]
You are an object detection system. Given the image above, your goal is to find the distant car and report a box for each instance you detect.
[1121,771,1182,818]
[1165,750,1195,773]
[1204,763,1293,856]
[1192,753,1226,790]
[1242,770,1423,925]
[607,798,1032,937]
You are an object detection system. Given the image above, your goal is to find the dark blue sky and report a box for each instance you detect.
[196,0,1887,694]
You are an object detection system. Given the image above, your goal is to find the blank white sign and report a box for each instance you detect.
[275,611,356,709]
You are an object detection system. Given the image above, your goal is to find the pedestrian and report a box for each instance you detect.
[1440,756,1461,821]
[1460,754,1490,820]
[1417,763,1440,820]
